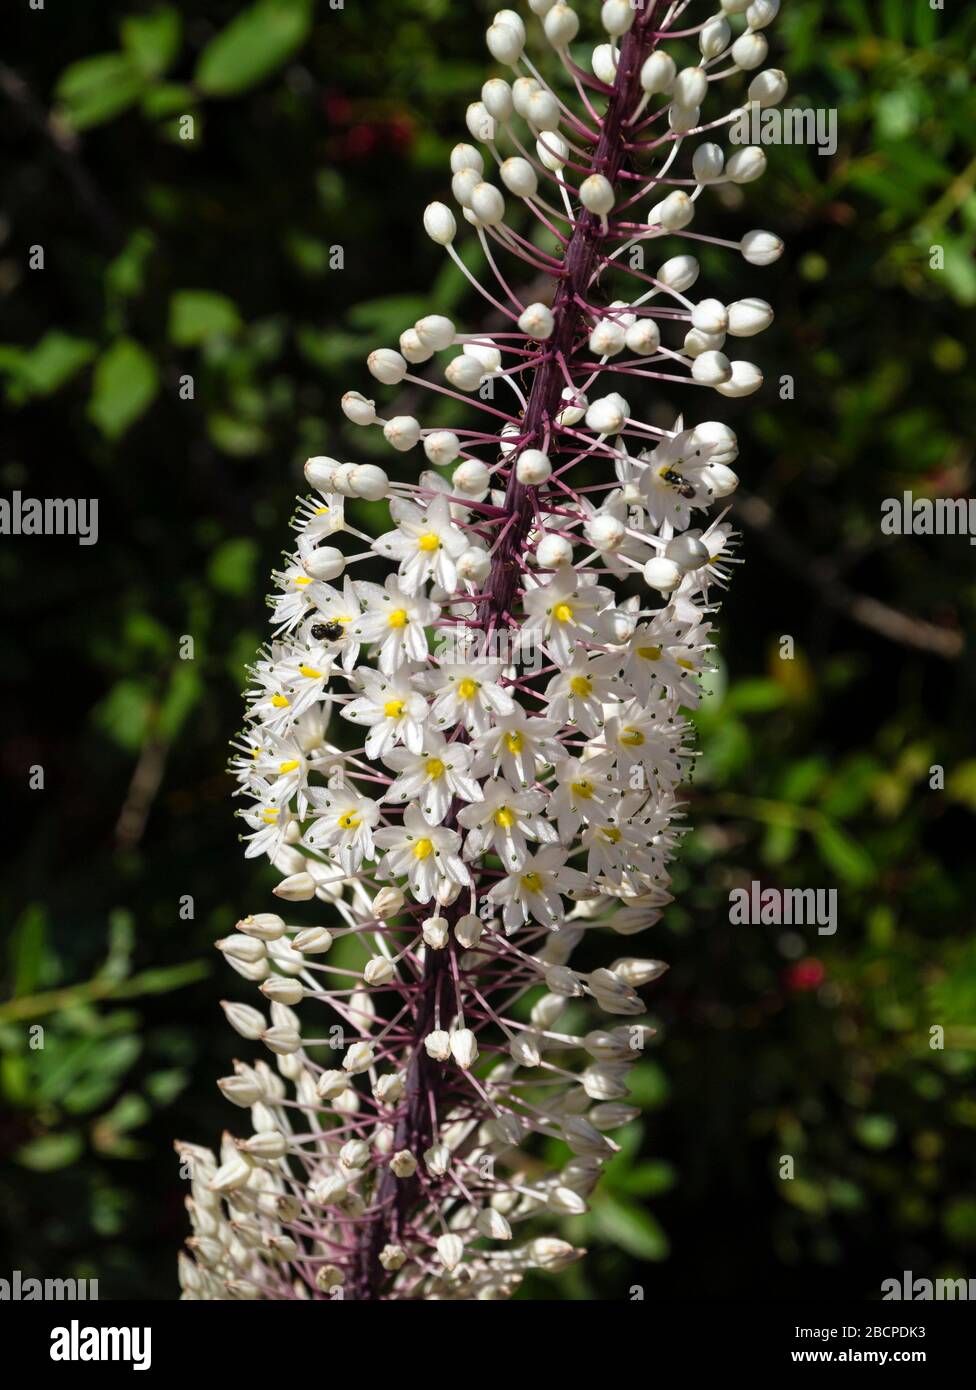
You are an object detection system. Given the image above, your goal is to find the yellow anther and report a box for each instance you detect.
[417,533,440,552]
[457,678,479,700]
[504,731,523,754]
[553,602,574,623]
[494,807,516,829]
[425,758,445,780]
[637,645,662,661]
[571,780,594,800]
[271,694,290,708]
[570,675,592,697]
[384,699,405,718]
[278,759,300,774]
[387,608,409,628]
[620,727,645,747]
[413,838,434,860]
[338,811,361,830]
[299,664,322,679]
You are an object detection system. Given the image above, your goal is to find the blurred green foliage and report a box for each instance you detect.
[1,0,974,1299]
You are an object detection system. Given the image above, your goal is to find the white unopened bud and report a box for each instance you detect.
[383,415,421,451]
[364,956,395,986]
[625,319,661,356]
[342,1041,375,1074]
[656,254,699,292]
[482,77,514,122]
[640,51,675,95]
[518,302,555,339]
[727,297,774,337]
[380,1244,406,1271]
[422,915,450,949]
[423,430,461,467]
[536,131,568,171]
[415,314,455,351]
[340,391,375,426]
[536,533,573,568]
[692,350,733,385]
[732,33,768,70]
[349,464,389,501]
[316,1070,348,1100]
[475,1207,513,1240]
[715,360,764,397]
[486,20,523,66]
[516,448,552,485]
[424,201,456,245]
[303,545,345,581]
[272,872,316,901]
[457,547,491,583]
[650,190,694,231]
[501,156,538,199]
[585,392,629,435]
[451,1028,479,1069]
[692,142,725,184]
[424,1029,452,1061]
[642,556,683,593]
[390,1149,418,1178]
[726,146,767,184]
[665,533,710,572]
[470,181,505,225]
[453,459,490,495]
[436,1233,464,1271]
[544,4,579,50]
[700,15,731,58]
[579,174,614,215]
[674,66,707,107]
[748,68,788,108]
[446,353,486,392]
[367,348,407,385]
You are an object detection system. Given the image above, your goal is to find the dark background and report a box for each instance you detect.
[1,0,975,1300]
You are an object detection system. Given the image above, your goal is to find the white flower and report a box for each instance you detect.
[418,659,515,736]
[382,733,482,826]
[470,713,563,787]
[543,649,623,736]
[487,845,589,933]
[373,807,470,904]
[520,570,614,666]
[373,495,468,594]
[456,780,557,869]
[303,788,380,874]
[350,575,440,675]
[341,667,429,758]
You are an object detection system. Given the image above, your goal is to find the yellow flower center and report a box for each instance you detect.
[278,759,300,774]
[425,757,445,780]
[638,645,662,661]
[271,694,290,708]
[600,826,621,843]
[520,872,543,893]
[494,807,516,829]
[338,811,361,830]
[457,678,479,700]
[553,602,574,624]
[413,838,434,860]
[571,780,594,800]
[262,808,280,824]
[294,576,311,587]
[384,699,406,718]
[504,731,523,754]
[620,727,645,747]
[387,608,409,628]
[417,533,440,552]
[299,664,322,679]
[570,675,592,697]
[677,658,695,670]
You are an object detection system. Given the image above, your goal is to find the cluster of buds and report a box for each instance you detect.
[178,0,785,1301]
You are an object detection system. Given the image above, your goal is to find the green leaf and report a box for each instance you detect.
[593,1194,670,1261]
[208,538,259,597]
[0,332,96,403]
[120,7,182,77]
[195,0,314,97]
[814,822,875,887]
[55,54,145,130]
[10,906,47,997]
[169,290,242,346]
[16,1132,84,1172]
[106,230,156,300]
[88,338,159,439]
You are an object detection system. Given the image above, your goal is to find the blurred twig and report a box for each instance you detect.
[0,60,121,251]
[733,489,964,660]
[0,960,209,1025]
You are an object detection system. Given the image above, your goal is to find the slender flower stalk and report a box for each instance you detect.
[178,0,786,1302]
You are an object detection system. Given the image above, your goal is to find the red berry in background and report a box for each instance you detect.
[786,958,825,992]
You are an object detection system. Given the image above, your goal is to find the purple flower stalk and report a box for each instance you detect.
[177,0,786,1301]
